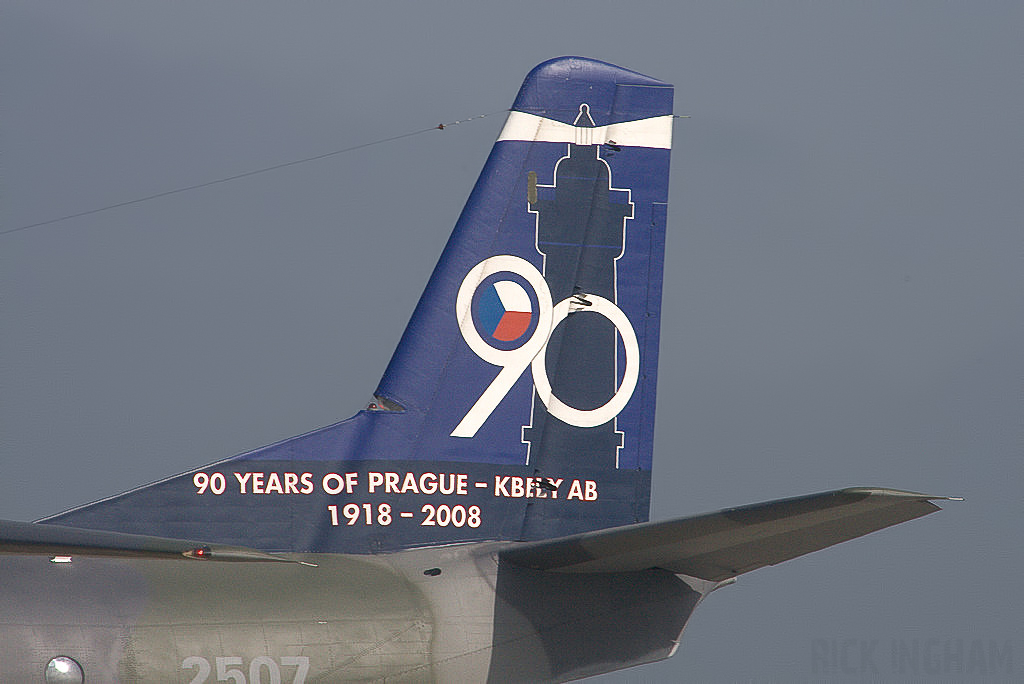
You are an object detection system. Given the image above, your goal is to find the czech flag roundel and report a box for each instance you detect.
[477,280,533,342]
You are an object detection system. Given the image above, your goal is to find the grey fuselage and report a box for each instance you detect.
[0,543,703,682]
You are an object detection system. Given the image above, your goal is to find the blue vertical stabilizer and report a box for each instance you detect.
[42,57,675,553]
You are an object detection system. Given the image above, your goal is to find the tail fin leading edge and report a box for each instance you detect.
[42,57,675,553]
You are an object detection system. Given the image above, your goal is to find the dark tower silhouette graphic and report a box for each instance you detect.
[522,104,634,470]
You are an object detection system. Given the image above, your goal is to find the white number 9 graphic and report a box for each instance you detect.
[451,256,552,437]
[452,255,640,438]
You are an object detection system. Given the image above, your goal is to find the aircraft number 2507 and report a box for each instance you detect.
[182,656,309,684]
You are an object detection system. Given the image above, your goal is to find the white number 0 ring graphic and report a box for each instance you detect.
[532,295,639,428]
[452,255,639,437]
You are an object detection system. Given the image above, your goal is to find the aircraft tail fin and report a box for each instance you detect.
[40,57,676,554]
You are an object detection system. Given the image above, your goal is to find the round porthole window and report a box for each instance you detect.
[45,656,84,683]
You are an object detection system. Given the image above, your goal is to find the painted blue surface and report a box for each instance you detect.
[478,284,507,337]
[44,57,673,552]
[41,460,651,553]
[511,56,673,125]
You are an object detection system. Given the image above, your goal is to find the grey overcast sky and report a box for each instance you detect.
[2,2,1021,682]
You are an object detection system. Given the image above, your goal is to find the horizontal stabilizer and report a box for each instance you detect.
[0,519,305,564]
[501,488,954,581]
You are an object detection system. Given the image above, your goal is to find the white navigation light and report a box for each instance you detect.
[45,656,84,683]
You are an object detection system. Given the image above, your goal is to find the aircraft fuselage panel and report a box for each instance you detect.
[0,544,700,682]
